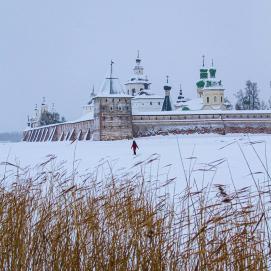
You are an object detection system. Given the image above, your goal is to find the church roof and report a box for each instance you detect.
[99,77,125,95]
[162,96,172,111]
[99,61,126,95]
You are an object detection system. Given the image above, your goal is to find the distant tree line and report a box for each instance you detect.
[0,132,22,142]
[226,80,271,110]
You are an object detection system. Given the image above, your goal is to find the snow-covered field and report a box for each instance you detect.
[0,134,270,191]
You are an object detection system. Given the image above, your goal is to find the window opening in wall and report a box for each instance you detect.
[150,102,152,105]
[207,97,209,103]
[221,96,223,102]
[214,96,217,102]
[158,102,160,105]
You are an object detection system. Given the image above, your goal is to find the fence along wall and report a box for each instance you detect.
[23,111,271,142]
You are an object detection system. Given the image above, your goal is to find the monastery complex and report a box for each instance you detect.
[23,53,271,142]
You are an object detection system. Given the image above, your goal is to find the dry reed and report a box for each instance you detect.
[0,151,270,270]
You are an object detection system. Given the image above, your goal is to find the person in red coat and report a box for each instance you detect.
[131,140,139,155]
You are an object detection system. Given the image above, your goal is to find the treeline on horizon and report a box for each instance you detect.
[0,132,22,142]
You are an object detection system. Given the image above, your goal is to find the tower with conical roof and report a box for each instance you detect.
[93,61,133,140]
[99,60,125,95]
[82,85,96,116]
[162,76,172,111]
[175,84,188,110]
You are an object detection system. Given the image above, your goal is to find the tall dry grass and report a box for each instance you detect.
[0,149,270,270]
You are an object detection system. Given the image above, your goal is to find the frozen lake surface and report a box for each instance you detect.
[0,134,270,191]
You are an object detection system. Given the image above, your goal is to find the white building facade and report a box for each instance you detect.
[124,52,164,113]
[196,58,225,110]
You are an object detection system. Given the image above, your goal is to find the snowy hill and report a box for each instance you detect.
[0,134,270,192]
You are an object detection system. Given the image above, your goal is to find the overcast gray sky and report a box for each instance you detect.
[0,0,270,132]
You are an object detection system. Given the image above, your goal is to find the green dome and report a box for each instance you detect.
[196,80,205,89]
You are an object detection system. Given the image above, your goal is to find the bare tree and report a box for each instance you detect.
[235,81,260,110]
[224,97,233,110]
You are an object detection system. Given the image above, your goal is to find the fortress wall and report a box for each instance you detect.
[23,111,271,142]
[23,120,94,142]
[132,113,271,137]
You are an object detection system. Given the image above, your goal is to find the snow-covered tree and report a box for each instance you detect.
[39,111,66,126]
[224,97,233,110]
[235,81,260,110]
[260,100,268,110]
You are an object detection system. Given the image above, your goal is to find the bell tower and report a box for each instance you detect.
[125,51,151,96]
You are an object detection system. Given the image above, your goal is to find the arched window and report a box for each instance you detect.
[214,96,217,102]
[207,97,209,103]
[221,96,223,102]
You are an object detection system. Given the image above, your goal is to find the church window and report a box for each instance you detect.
[207,97,209,103]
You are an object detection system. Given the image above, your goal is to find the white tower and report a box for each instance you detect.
[125,51,151,96]
[40,97,48,113]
